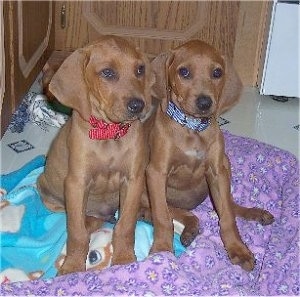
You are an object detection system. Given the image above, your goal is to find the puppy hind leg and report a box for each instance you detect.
[138,207,153,223]
[138,206,200,247]
[85,216,104,234]
[233,202,274,225]
[169,207,200,247]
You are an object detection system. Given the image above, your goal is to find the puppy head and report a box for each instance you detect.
[49,35,154,123]
[152,40,242,117]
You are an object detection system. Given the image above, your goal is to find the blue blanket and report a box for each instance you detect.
[0,156,185,283]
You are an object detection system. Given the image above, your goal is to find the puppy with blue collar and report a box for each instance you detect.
[145,40,274,271]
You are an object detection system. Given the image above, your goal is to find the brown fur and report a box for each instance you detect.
[145,40,274,271]
[41,51,72,102]
[37,35,154,275]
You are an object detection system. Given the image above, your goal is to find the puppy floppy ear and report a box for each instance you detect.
[49,49,91,121]
[151,51,174,100]
[218,57,243,115]
[141,53,155,91]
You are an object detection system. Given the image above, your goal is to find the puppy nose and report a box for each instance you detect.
[127,98,145,114]
[196,95,213,111]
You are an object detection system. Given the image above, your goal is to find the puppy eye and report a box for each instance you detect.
[136,65,145,77]
[178,67,191,79]
[212,67,223,79]
[100,68,117,80]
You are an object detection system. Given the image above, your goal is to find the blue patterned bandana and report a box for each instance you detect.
[166,100,211,132]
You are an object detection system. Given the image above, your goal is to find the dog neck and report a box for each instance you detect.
[166,101,211,132]
[89,116,131,140]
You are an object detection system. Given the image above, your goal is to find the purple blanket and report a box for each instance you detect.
[1,131,299,296]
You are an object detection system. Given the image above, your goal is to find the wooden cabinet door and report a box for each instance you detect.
[54,1,271,86]
[1,1,54,136]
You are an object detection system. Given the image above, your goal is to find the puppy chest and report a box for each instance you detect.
[177,133,208,159]
[184,149,206,160]
[90,172,122,194]
[168,160,206,188]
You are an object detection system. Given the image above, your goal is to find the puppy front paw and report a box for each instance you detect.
[111,251,136,266]
[58,259,86,275]
[150,240,173,254]
[227,243,255,271]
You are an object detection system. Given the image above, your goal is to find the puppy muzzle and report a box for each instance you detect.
[196,95,213,112]
[127,98,145,115]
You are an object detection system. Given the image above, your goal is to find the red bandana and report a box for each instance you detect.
[89,116,130,140]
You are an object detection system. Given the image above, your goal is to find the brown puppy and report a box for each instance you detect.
[146,40,274,271]
[37,35,154,275]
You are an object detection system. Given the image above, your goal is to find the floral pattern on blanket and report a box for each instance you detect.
[0,131,299,296]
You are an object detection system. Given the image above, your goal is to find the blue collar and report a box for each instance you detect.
[166,101,211,132]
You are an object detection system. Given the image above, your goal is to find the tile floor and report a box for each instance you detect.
[223,87,299,157]
[1,78,299,175]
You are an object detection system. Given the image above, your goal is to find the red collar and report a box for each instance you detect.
[89,116,130,140]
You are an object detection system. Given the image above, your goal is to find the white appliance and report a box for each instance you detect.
[260,0,299,98]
